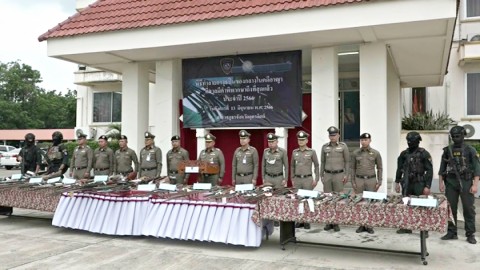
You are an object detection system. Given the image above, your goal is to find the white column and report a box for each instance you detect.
[311,47,338,191]
[151,60,182,175]
[122,63,149,154]
[387,52,401,192]
[359,42,389,193]
[196,128,207,160]
[275,127,288,150]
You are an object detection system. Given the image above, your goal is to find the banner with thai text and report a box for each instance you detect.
[182,51,302,128]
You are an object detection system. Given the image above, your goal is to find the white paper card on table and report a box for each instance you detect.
[222,197,227,204]
[362,191,387,200]
[235,184,254,191]
[137,184,156,191]
[62,178,76,184]
[297,189,319,198]
[47,177,61,184]
[298,201,305,214]
[185,166,199,173]
[93,175,109,182]
[29,177,43,184]
[11,174,22,180]
[159,183,177,191]
[193,183,212,190]
[410,198,438,207]
[307,198,315,212]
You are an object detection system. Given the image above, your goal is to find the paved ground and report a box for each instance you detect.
[1,169,479,270]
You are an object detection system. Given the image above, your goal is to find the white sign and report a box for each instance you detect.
[137,184,156,191]
[410,198,438,207]
[159,183,177,191]
[47,177,61,184]
[185,166,199,173]
[29,177,43,184]
[193,183,212,190]
[297,189,319,198]
[362,191,387,200]
[94,175,109,182]
[62,178,76,184]
[11,174,22,180]
[235,184,254,191]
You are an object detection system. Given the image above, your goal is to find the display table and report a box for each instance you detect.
[0,186,61,212]
[252,196,451,265]
[52,191,262,247]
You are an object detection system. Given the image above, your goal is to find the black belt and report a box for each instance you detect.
[169,170,179,174]
[266,172,283,178]
[237,172,253,177]
[356,174,376,179]
[202,173,217,176]
[75,166,87,170]
[294,174,312,178]
[324,169,344,174]
[95,167,110,171]
[141,167,156,171]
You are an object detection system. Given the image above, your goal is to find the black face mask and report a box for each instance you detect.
[52,136,62,146]
[451,134,464,146]
[26,140,34,146]
[407,139,420,150]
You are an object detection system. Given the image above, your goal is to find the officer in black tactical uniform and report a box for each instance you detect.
[42,131,69,180]
[439,126,480,244]
[18,133,42,175]
[395,131,433,234]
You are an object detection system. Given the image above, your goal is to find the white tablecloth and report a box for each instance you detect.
[52,192,262,247]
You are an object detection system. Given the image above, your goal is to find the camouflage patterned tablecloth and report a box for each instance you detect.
[0,186,61,212]
[252,196,450,233]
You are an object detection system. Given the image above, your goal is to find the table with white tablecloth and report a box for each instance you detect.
[52,191,262,247]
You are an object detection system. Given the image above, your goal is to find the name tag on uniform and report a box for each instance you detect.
[94,175,109,182]
[186,166,199,173]
[193,183,211,190]
[159,183,177,191]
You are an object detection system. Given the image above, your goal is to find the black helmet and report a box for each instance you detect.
[25,133,35,142]
[450,126,466,136]
[406,131,422,142]
[52,131,63,141]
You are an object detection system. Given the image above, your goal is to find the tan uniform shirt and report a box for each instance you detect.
[167,147,190,173]
[320,142,350,176]
[114,147,139,174]
[139,146,162,177]
[70,145,93,171]
[291,147,320,181]
[198,148,225,178]
[351,146,383,181]
[232,146,259,180]
[93,147,114,171]
[262,147,288,179]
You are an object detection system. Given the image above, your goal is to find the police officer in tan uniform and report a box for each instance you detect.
[262,133,288,189]
[93,135,114,176]
[321,126,350,232]
[351,133,383,234]
[138,131,162,179]
[198,133,225,186]
[291,130,319,229]
[113,135,139,176]
[232,130,259,186]
[166,135,190,185]
[70,133,93,180]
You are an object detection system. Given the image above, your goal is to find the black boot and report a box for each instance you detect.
[304,223,310,230]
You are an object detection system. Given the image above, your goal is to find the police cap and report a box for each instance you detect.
[205,133,216,142]
[267,132,278,142]
[296,131,309,140]
[239,130,251,138]
[144,131,155,139]
[119,135,128,140]
[328,126,339,135]
[450,125,466,136]
[98,135,108,141]
[360,133,371,139]
[77,133,87,139]
[171,135,180,141]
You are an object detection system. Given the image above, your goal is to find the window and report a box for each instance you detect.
[93,92,122,122]
[466,0,480,18]
[412,87,426,114]
[467,73,480,115]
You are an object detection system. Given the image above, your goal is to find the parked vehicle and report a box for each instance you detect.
[0,148,21,170]
[0,145,16,154]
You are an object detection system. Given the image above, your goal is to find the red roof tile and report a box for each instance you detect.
[0,129,76,141]
[39,0,369,41]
